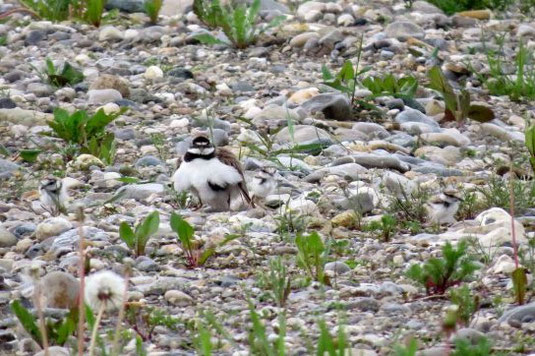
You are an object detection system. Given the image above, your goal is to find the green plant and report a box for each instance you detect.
[316,319,348,356]
[144,0,162,24]
[119,211,160,257]
[170,212,238,268]
[424,0,513,15]
[475,41,535,102]
[194,0,285,49]
[39,58,84,87]
[477,175,535,215]
[248,300,286,356]
[11,300,78,347]
[364,214,398,241]
[295,231,328,285]
[322,37,377,114]
[427,66,494,125]
[362,74,418,101]
[125,305,182,342]
[19,0,71,21]
[85,0,106,27]
[451,336,493,356]
[45,107,126,164]
[260,257,292,308]
[393,338,418,356]
[406,240,480,295]
[388,185,430,224]
[526,124,535,174]
[449,285,479,326]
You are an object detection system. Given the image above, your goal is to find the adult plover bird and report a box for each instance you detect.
[39,176,68,216]
[426,188,462,225]
[249,167,277,206]
[172,133,254,212]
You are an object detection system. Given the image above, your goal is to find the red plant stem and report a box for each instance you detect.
[77,210,86,356]
[509,166,519,268]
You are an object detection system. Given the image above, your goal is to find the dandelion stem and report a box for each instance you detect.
[111,269,130,355]
[89,302,105,356]
[33,280,49,356]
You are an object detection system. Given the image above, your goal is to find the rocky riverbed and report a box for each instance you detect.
[0,0,535,354]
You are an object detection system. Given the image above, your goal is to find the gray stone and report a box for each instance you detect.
[136,256,160,271]
[27,82,54,97]
[385,21,425,40]
[114,128,136,140]
[0,158,20,178]
[275,125,332,145]
[106,0,145,13]
[35,346,70,356]
[25,30,45,45]
[4,70,23,83]
[50,227,110,254]
[12,223,36,238]
[90,74,130,98]
[304,163,368,183]
[451,328,487,345]
[300,93,351,121]
[36,217,73,241]
[498,302,535,324]
[332,153,409,172]
[116,183,165,200]
[88,89,123,105]
[324,261,351,274]
[352,122,390,139]
[395,109,440,131]
[135,155,163,168]
[334,189,375,213]
[167,67,194,80]
[0,226,17,247]
[136,276,189,295]
[412,1,443,14]
[347,297,380,312]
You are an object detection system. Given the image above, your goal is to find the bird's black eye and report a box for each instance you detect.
[193,136,210,146]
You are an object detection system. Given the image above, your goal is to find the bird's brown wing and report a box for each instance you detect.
[216,148,255,208]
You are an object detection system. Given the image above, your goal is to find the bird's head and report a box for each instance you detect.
[40,177,62,194]
[188,133,215,156]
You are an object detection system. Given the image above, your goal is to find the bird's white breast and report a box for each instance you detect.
[173,158,243,196]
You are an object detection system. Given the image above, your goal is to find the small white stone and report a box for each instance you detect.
[144,66,164,80]
[216,83,233,96]
[99,102,121,115]
[169,118,189,128]
[124,29,139,41]
[337,13,355,26]
[75,54,91,65]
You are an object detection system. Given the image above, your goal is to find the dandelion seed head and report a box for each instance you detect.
[84,270,126,312]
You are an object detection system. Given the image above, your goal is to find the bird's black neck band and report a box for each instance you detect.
[184,151,215,162]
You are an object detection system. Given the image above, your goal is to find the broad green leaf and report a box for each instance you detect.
[338,60,354,82]
[46,58,56,75]
[11,300,42,346]
[232,5,247,46]
[427,66,457,113]
[61,62,84,85]
[20,149,41,163]
[467,105,495,123]
[246,0,260,25]
[85,109,120,139]
[512,267,528,305]
[119,222,136,249]
[170,212,194,250]
[194,33,229,46]
[137,210,160,241]
[526,125,535,156]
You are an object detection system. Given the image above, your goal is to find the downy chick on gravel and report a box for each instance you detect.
[39,176,68,216]
[425,188,462,225]
[248,167,277,206]
[172,132,254,212]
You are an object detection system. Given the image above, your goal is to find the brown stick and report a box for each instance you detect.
[0,7,41,20]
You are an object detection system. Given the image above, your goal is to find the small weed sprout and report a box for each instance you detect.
[406,240,480,295]
[170,212,238,268]
[194,0,286,48]
[448,285,480,327]
[295,231,328,285]
[144,0,163,24]
[262,257,292,308]
[364,214,398,241]
[393,338,418,356]
[119,211,160,257]
[36,58,84,87]
[427,66,494,125]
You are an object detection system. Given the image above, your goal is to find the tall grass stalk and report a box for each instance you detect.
[77,208,86,356]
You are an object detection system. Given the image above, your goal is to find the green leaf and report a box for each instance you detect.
[232,5,247,46]
[20,149,41,163]
[467,105,495,123]
[459,89,471,121]
[512,267,528,305]
[136,211,160,243]
[11,300,43,346]
[194,33,229,46]
[119,222,136,249]
[338,60,354,82]
[321,65,334,81]
[116,176,140,184]
[170,212,195,249]
[0,143,9,157]
[60,62,84,85]
[427,66,457,113]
